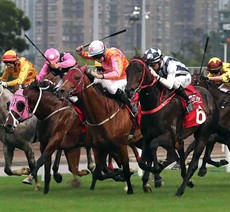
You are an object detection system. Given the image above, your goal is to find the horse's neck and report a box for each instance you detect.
[139,85,161,111]
[207,83,230,104]
[0,90,12,120]
[28,90,65,119]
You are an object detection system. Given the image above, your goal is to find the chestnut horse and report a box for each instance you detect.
[57,66,180,194]
[125,56,219,196]
[4,82,91,194]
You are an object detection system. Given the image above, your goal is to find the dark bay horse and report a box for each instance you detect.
[125,56,219,196]
[190,72,230,175]
[4,82,91,194]
[57,66,180,194]
[0,84,41,190]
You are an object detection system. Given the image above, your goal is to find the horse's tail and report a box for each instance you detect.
[216,124,230,137]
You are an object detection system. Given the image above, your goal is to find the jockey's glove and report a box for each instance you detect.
[149,66,160,80]
[200,75,209,81]
[76,45,84,55]
[0,81,8,87]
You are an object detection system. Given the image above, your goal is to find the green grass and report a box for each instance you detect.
[0,168,230,212]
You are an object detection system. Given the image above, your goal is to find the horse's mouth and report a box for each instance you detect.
[4,124,15,134]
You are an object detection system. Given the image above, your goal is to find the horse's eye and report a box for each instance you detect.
[74,76,80,81]
[16,101,25,112]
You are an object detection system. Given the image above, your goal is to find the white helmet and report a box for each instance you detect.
[144,48,162,65]
[88,40,105,57]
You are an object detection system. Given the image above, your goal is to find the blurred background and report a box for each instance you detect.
[1,0,230,71]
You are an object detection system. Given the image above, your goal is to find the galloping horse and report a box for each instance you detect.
[190,72,230,175]
[57,66,180,194]
[125,56,219,196]
[4,82,91,194]
[0,84,41,190]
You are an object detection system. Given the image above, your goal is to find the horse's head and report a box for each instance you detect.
[125,55,156,99]
[4,88,31,133]
[56,66,86,99]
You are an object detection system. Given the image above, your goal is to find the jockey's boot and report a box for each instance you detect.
[115,89,138,117]
[176,86,193,113]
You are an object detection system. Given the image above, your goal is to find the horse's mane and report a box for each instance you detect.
[130,54,145,61]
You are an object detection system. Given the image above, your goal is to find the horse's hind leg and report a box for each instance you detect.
[52,149,63,183]
[64,148,81,188]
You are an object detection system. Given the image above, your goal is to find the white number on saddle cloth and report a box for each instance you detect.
[196,105,206,124]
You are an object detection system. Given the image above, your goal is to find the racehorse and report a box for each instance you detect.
[0,84,41,190]
[4,81,91,194]
[57,66,180,194]
[125,56,219,196]
[189,71,230,175]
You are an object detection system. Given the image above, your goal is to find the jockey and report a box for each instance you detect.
[205,57,230,93]
[36,48,76,87]
[76,40,138,117]
[144,47,193,113]
[0,50,37,88]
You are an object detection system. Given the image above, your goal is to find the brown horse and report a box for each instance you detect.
[57,66,180,194]
[189,71,230,175]
[4,82,91,194]
[125,56,219,196]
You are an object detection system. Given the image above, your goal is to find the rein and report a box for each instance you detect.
[130,58,176,115]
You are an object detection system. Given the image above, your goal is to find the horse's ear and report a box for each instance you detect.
[80,64,87,73]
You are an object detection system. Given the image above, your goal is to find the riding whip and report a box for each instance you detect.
[83,29,127,48]
[24,34,51,64]
[199,36,209,75]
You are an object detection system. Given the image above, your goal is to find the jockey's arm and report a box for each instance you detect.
[208,75,223,82]
[7,62,30,87]
[0,67,9,81]
[57,53,76,68]
[159,63,176,89]
[103,56,123,80]
[36,64,50,83]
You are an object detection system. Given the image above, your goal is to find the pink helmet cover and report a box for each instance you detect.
[44,48,60,64]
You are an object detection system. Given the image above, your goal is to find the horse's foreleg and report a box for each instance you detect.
[119,145,133,194]
[86,147,95,172]
[52,149,63,183]
[3,145,14,176]
[44,155,52,194]
[24,144,41,191]
[176,137,207,197]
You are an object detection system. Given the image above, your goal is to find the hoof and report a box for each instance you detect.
[220,159,229,166]
[198,168,207,177]
[22,175,33,185]
[70,178,81,188]
[21,167,31,175]
[187,179,194,188]
[88,163,95,172]
[78,169,90,177]
[53,173,63,183]
[171,163,181,170]
[155,180,164,189]
[143,184,152,193]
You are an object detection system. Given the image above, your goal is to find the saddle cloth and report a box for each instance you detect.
[72,105,87,133]
[182,85,206,128]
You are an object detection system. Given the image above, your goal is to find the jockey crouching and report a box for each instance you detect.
[36,48,77,90]
[202,57,230,93]
[76,40,138,117]
[144,48,193,114]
